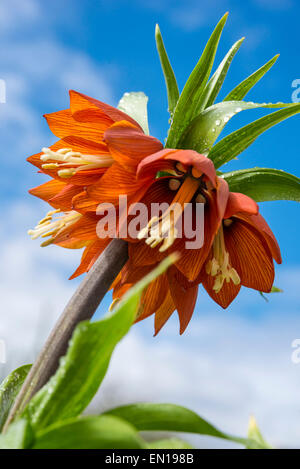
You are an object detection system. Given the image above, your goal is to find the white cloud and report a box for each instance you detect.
[0,0,41,33]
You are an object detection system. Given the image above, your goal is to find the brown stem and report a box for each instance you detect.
[3,239,128,432]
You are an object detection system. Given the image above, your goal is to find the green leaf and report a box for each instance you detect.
[209,103,300,168]
[0,364,31,431]
[246,416,272,449]
[32,415,146,449]
[23,256,176,431]
[155,24,179,118]
[0,419,33,449]
[118,91,150,135]
[105,403,247,447]
[166,13,228,148]
[179,100,292,155]
[200,37,245,110]
[222,168,300,202]
[224,55,279,101]
[147,438,193,449]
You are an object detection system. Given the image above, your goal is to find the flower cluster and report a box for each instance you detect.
[28,90,281,334]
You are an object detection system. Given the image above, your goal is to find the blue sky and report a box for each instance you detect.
[0,0,300,448]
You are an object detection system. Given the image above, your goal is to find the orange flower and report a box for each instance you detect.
[199,191,282,308]
[125,149,226,282]
[112,157,281,333]
[28,90,163,261]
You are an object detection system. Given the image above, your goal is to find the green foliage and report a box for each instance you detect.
[22,256,177,431]
[223,168,300,202]
[155,24,179,118]
[0,365,31,431]
[224,55,279,101]
[179,101,293,155]
[0,257,271,449]
[32,416,146,449]
[209,104,300,168]
[199,37,245,110]
[105,403,246,446]
[166,13,228,148]
[147,438,193,449]
[0,419,33,449]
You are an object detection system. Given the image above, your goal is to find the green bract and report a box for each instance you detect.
[156,14,300,204]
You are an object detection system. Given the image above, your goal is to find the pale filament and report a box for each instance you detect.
[28,209,82,247]
[138,176,201,252]
[40,147,114,178]
[206,223,240,293]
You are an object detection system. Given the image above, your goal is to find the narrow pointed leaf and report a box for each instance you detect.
[105,403,250,447]
[209,103,300,168]
[224,55,279,101]
[222,168,300,202]
[118,91,150,135]
[166,13,228,148]
[179,100,292,155]
[155,24,179,118]
[0,364,31,431]
[22,256,176,431]
[32,415,146,449]
[200,37,245,110]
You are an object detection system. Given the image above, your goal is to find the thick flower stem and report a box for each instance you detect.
[3,238,128,432]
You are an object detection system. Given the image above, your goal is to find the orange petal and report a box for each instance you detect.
[224,192,259,219]
[225,219,275,292]
[120,261,155,284]
[48,184,84,211]
[176,184,225,281]
[136,274,169,323]
[235,212,282,264]
[87,162,151,206]
[29,179,67,204]
[113,281,132,300]
[167,267,198,334]
[54,214,99,246]
[69,90,143,130]
[104,121,163,171]
[137,149,217,186]
[202,263,241,309]
[154,290,176,336]
[44,109,105,142]
[69,238,111,279]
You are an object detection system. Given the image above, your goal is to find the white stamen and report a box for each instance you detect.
[28,210,81,246]
[40,147,114,178]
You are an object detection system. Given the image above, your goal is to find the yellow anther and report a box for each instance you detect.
[224,218,233,227]
[168,178,181,191]
[206,223,240,293]
[192,167,202,178]
[195,193,206,204]
[28,210,81,246]
[58,168,77,178]
[176,162,186,174]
